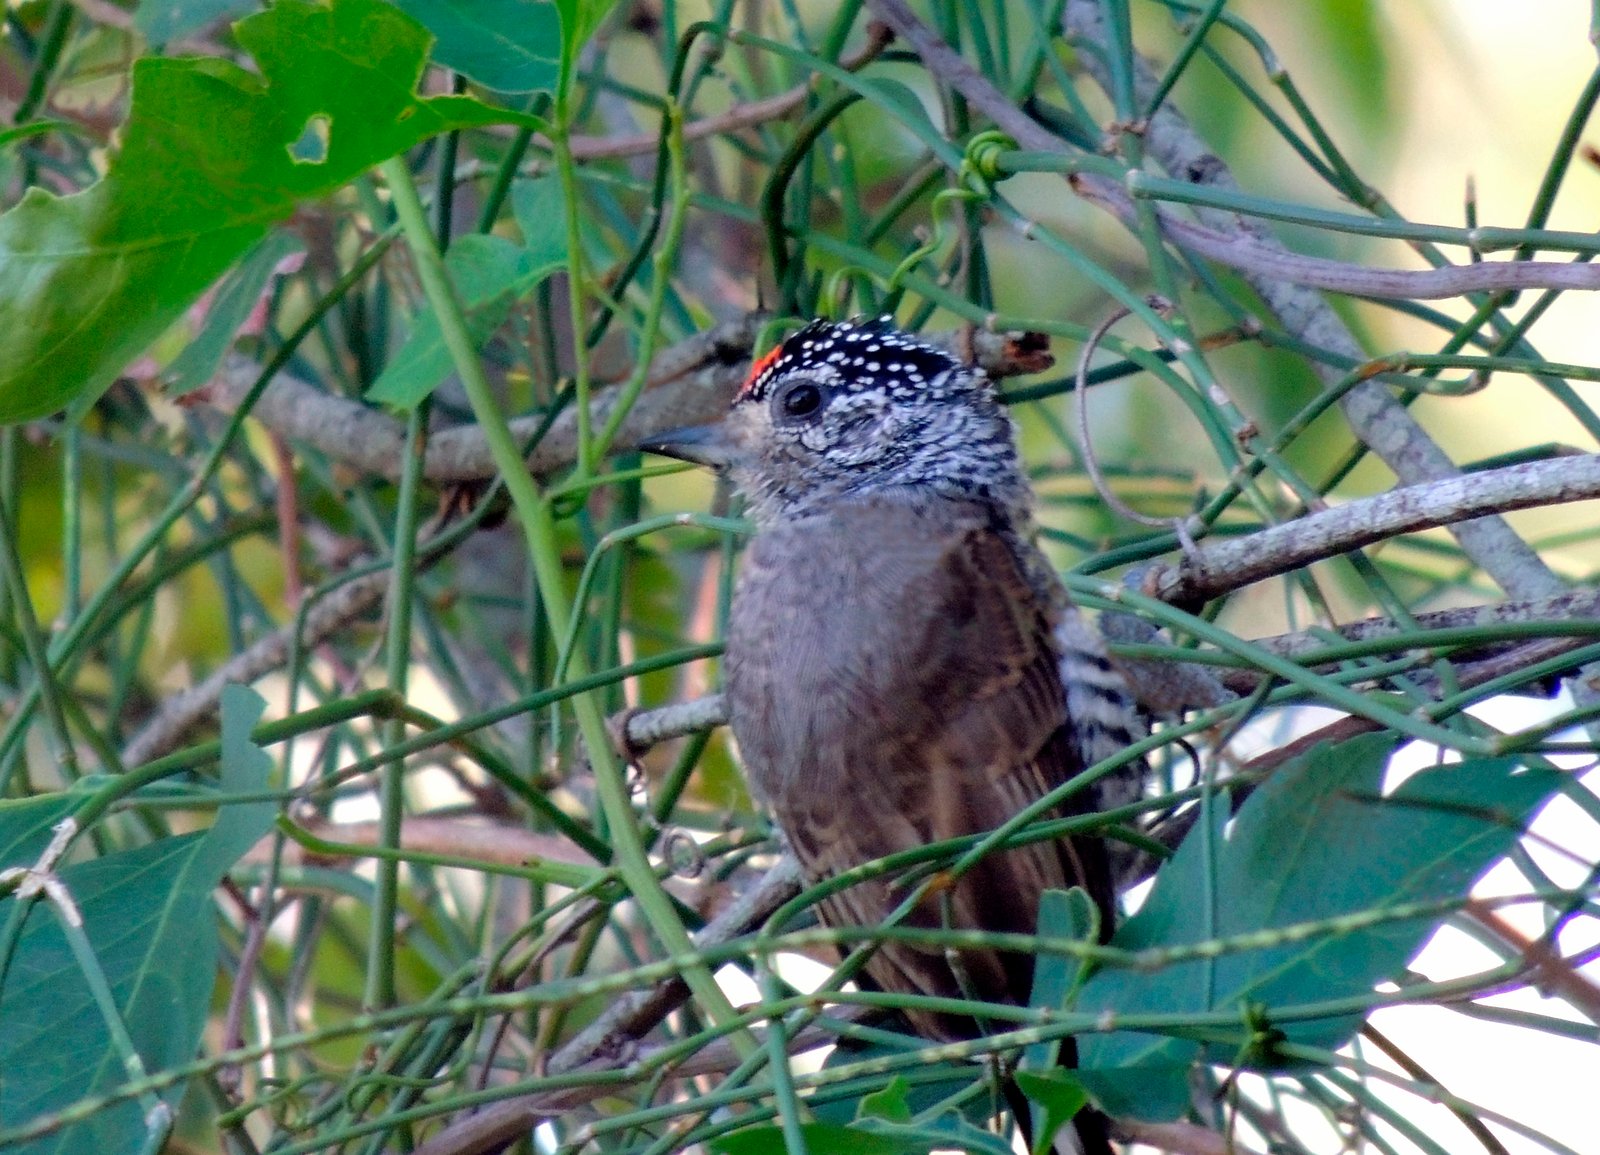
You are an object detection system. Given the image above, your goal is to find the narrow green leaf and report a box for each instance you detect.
[813,1036,980,1128]
[0,0,533,425]
[1074,734,1561,1120]
[0,121,74,152]
[366,228,565,408]
[1012,1070,1090,1155]
[857,1074,913,1123]
[857,77,938,134]
[163,230,304,397]
[553,0,620,102]
[856,1111,1015,1155]
[1022,886,1097,1074]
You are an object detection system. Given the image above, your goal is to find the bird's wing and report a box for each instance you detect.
[742,500,1109,1039]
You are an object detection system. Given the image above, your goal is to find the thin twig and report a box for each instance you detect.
[120,568,393,766]
[563,25,893,160]
[411,857,804,1155]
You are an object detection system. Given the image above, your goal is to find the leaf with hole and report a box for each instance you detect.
[0,0,534,425]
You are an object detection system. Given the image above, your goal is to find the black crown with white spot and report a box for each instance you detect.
[738,317,967,405]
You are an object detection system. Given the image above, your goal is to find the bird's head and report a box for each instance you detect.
[643,318,1027,524]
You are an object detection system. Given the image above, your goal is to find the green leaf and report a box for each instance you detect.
[366,220,566,408]
[1022,886,1098,1074]
[1066,1063,1194,1122]
[0,796,78,871]
[856,1111,1015,1155]
[0,0,529,425]
[857,1075,913,1123]
[0,685,275,1154]
[511,173,569,250]
[712,1112,1015,1155]
[163,230,304,397]
[390,0,562,93]
[812,1035,981,1128]
[1012,1070,1090,1155]
[1073,734,1561,1120]
[857,77,937,134]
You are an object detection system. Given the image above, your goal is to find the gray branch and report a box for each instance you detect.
[203,321,1049,485]
[1142,454,1600,606]
[207,317,763,484]
[1246,588,1600,663]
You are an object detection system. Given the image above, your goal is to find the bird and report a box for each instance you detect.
[643,317,1141,1153]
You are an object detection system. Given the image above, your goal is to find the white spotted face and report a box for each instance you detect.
[718,318,1028,525]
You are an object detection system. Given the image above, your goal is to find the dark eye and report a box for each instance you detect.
[778,381,825,418]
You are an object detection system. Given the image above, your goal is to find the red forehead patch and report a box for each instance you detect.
[737,343,784,401]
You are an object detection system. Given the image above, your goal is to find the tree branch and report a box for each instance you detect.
[1141,454,1600,606]
[203,319,1051,484]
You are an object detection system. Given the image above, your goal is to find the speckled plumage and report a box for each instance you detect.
[647,319,1138,1153]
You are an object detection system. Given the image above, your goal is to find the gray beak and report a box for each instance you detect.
[639,422,738,469]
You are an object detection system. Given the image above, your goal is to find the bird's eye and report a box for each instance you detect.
[778,381,825,419]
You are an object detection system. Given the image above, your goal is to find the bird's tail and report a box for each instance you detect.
[1054,611,1148,814]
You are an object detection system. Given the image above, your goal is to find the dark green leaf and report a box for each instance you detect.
[1074,734,1560,1120]
[0,796,78,871]
[0,686,275,1154]
[1022,886,1098,1074]
[0,0,530,425]
[1067,1063,1195,1122]
[390,0,562,93]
